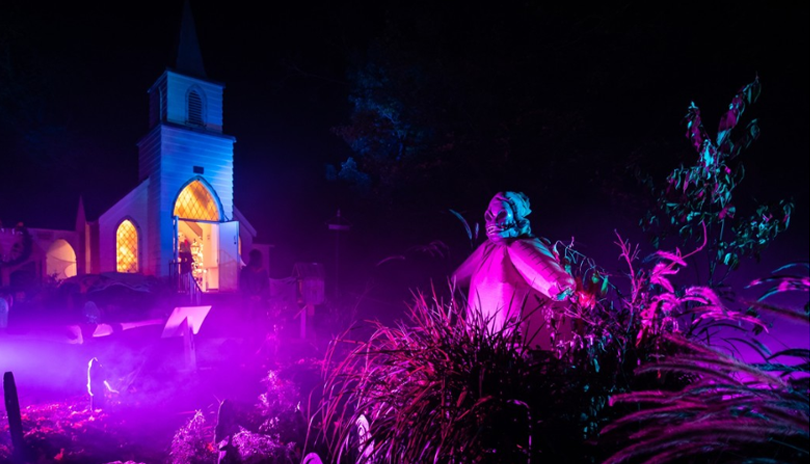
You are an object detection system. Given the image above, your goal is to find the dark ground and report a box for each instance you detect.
[0,293,326,464]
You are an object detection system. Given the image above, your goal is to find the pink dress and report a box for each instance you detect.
[454,236,576,350]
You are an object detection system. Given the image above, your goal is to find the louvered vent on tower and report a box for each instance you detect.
[187,90,204,127]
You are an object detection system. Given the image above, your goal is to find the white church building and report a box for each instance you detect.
[0,2,267,294]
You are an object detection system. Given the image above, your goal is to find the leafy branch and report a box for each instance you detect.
[639,77,793,287]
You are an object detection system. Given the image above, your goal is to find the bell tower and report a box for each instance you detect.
[135,0,237,278]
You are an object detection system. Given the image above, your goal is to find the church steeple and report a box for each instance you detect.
[172,0,206,78]
[147,0,225,134]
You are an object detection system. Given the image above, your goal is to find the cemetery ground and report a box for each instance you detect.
[1,295,328,464]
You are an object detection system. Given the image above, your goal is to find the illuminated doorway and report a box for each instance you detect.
[173,180,239,292]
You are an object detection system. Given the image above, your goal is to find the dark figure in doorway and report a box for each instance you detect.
[179,239,193,275]
[240,249,269,330]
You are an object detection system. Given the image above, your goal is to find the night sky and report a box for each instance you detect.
[2,1,808,291]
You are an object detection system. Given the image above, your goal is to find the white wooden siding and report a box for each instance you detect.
[97,179,150,274]
[164,71,224,132]
[137,126,162,182]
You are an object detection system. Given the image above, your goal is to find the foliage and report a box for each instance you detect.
[610,227,767,347]
[602,265,809,464]
[311,202,787,463]
[169,410,216,464]
[230,428,297,464]
[311,234,803,464]
[330,57,438,197]
[311,77,805,463]
[311,265,703,464]
[638,77,793,286]
[549,231,772,454]
[598,82,806,463]
[161,361,317,464]
[0,225,33,268]
[0,396,163,464]
[315,292,545,463]
[748,263,810,320]
[257,369,307,448]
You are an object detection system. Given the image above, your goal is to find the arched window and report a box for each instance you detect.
[187,89,204,126]
[174,179,220,221]
[116,219,139,273]
[46,239,77,280]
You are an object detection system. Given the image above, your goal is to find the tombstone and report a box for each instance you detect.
[355,414,375,463]
[83,300,101,324]
[3,372,28,462]
[302,453,324,464]
[161,305,212,371]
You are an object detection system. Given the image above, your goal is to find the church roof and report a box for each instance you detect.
[170,0,206,79]
[233,206,257,237]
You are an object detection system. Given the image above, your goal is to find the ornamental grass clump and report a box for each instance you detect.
[317,290,551,463]
[602,264,809,464]
[310,234,752,463]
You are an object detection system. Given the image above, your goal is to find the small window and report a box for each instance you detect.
[116,220,139,273]
[187,90,204,126]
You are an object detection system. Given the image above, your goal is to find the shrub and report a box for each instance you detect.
[257,369,307,449]
[169,410,215,464]
[230,428,297,463]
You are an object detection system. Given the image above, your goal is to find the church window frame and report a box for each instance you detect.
[173,177,223,222]
[115,218,140,273]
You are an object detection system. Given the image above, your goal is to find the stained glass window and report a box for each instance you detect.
[174,180,219,221]
[116,219,138,273]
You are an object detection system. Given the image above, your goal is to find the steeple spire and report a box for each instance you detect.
[75,195,86,232]
[172,0,206,78]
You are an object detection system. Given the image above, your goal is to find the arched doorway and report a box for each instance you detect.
[173,179,239,292]
[46,239,77,281]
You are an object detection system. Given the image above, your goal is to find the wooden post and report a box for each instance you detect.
[181,317,196,371]
[3,371,27,463]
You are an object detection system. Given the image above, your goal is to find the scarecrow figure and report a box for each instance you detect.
[453,191,583,349]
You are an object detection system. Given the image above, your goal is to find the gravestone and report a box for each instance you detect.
[161,305,212,371]
[302,452,324,464]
